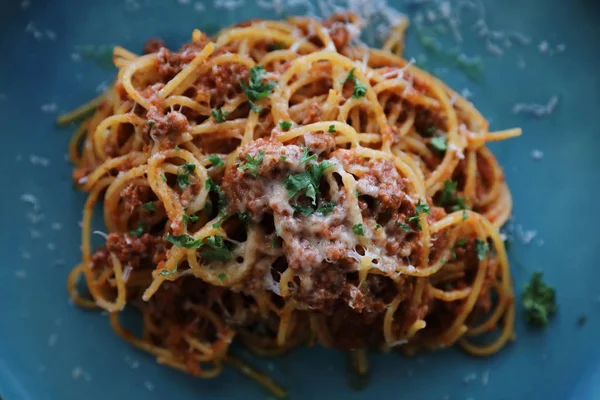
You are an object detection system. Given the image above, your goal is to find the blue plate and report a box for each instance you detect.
[1,0,599,399]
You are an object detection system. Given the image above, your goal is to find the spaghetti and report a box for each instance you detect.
[63,14,519,397]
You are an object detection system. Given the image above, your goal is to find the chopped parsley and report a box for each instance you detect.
[165,234,233,262]
[176,162,196,189]
[159,264,178,276]
[182,213,199,226]
[218,272,227,282]
[142,201,156,212]
[211,107,228,123]
[343,68,367,99]
[148,120,155,129]
[396,221,411,232]
[205,177,228,227]
[279,120,292,131]
[328,124,336,133]
[462,209,468,220]
[355,189,359,197]
[430,136,447,152]
[293,205,315,216]
[375,224,382,231]
[165,233,203,248]
[174,145,181,151]
[407,199,431,231]
[475,238,489,260]
[238,151,265,178]
[300,146,317,164]
[238,212,251,227]
[353,223,365,236]
[455,237,468,247]
[208,154,224,168]
[293,201,335,217]
[439,179,469,211]
[240,65,277,113]
[523,271,557,327]
[201,235,233,262]
[161,173,168,183]
[316,202,335,215]
[281,155,287,162]
[284,160,333,205]
[129,222,145,237]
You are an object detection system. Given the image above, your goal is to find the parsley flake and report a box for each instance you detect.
[279,121,292,131]
[208,154,224,168]
[238,151,265,178]
[182,213,199,226]
[475,238,489,260]
[396,221,411,232]
[142,202,156,212]
[300,146,317,164]
[218,272,227,282]
[159,264,178,276]
[211,108,228,123]
[353,223,365,236]
[165,234,203,248]
[241,65,277,113]
[161,174,168,183]
[407,199,431,230]
[523,272,557,327]
[284,160,333,205]
[129,222,145,237]
[343,68,367,99]
[430,136,447,152]
[201,235,233,262]
[176,162,196,189]
[328,124,336,133]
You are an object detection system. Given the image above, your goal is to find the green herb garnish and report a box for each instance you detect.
[142,202,156,212]
[342,68,367,99]
[176,162,196,189]
[218,272,227,282]
[159,264,178,276]
[182,214,199,226]
[201,235,233,262]
[396,221,411,232]
[407,199,431,230]
[430,136,447,152]
[238,151,266,178]
[165,233,202,248]
[129,222,145,237]
[523,272,557,327]
[241,65,277,113]
[353,223,365,236]
[475,238,489,260]
[208,154,224,168]
[300,146,317,164]
[279,121,292,131]
[439,179,469,211]
[211,108,228,123]
[328,124,336,133]
[284,160,333,205]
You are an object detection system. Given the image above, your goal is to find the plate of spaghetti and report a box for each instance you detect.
[1,1,599,400]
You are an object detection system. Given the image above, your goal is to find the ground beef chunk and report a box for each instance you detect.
[146,108,189,138]
[156,35,210,79]
[143,38,165,54]
[197,62,249,106]
[91,233,166,270]
[121,183,152,213]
